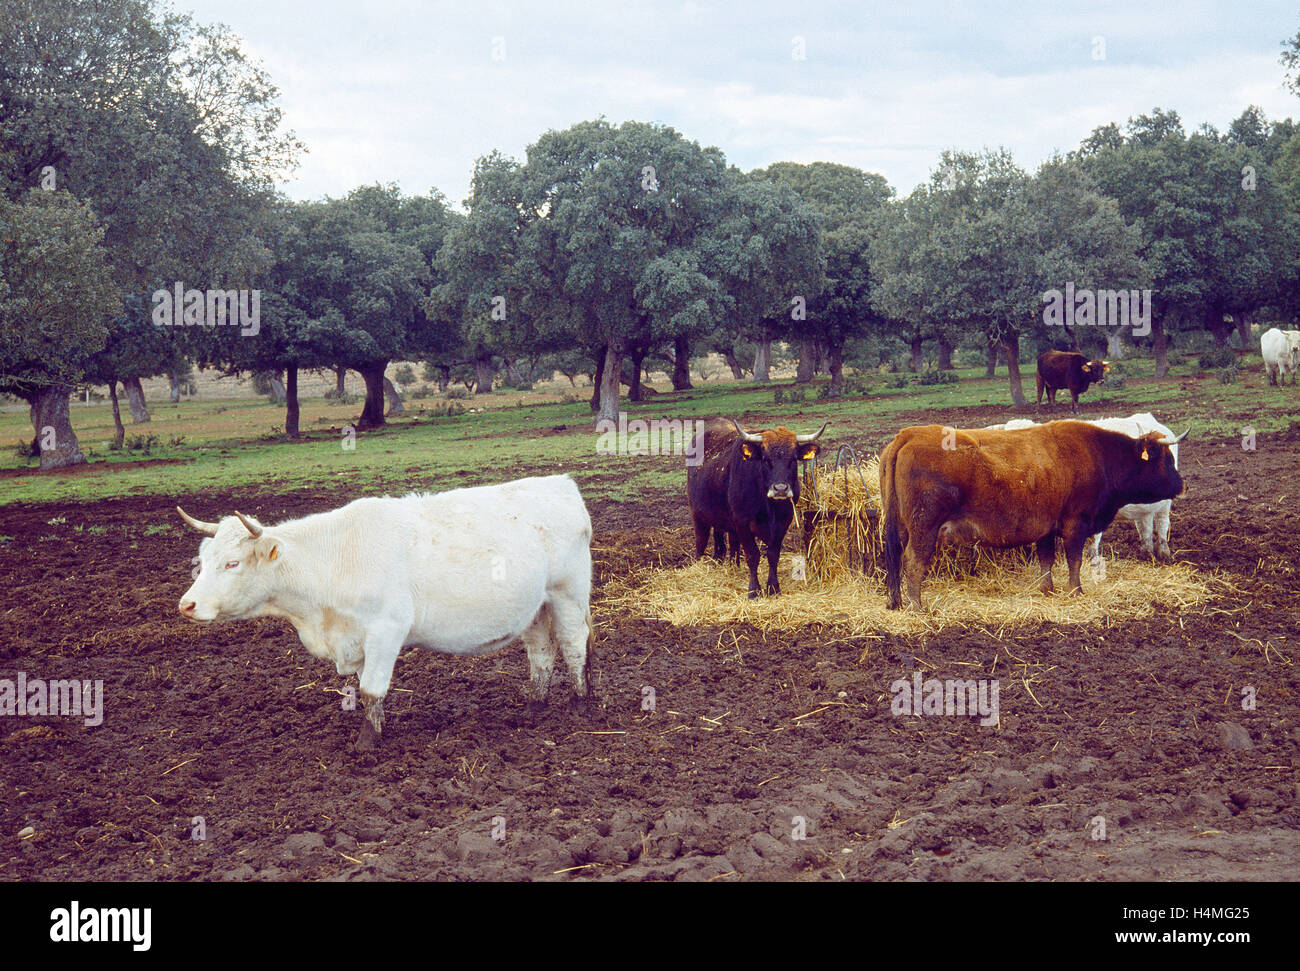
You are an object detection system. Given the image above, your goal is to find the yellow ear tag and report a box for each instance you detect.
[742,443,755,459]
[269,545,278,561]
[1140,448,1149,461]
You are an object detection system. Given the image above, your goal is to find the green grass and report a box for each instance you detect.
[2,357,1297,507]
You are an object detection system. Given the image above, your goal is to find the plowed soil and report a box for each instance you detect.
[2,406,1298,881]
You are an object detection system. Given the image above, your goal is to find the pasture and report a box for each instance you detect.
[2,360,1298,881]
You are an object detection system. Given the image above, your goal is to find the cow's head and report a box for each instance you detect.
[1122,430,1186,503]
[1081,359,1110,385]
[177,507,283,622]
[729,419,826,502]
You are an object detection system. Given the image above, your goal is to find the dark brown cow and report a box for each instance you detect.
[1036,350,1109,413]
[687,417,826,597]
[880,421,1184,610]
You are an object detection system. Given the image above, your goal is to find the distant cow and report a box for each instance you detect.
[177,475,594,750]
[1262,327,1300,386]
[985,413,1186,566]
[880,421,1184,610]
[1036,350,1109,413]
[687,417,826,597]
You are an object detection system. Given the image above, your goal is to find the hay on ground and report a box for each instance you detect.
[603,555,1227,638]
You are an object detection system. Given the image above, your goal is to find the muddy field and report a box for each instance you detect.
[2,404,1298,881]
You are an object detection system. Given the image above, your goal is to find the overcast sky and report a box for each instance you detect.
[179,1,1300,207]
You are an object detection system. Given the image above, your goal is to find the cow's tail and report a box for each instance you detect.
[880,440,904,610]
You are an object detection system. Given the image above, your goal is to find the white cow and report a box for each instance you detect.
[1261,327,1300,386]
[983,413,1185,567]
[177,475,594,750]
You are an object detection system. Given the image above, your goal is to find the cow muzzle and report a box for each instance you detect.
[767,483,793,500]
[178,600,213,623]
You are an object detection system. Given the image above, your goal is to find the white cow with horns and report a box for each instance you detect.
[177,475,594,750]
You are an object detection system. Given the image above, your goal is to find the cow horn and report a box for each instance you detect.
[795,421,829,444]
[234,511,263,538]
[728,419,762,444]
[177,506,218,535]
[1159,428,1189,446]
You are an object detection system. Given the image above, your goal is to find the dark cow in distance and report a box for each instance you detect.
[880,421,1184,611]
[687,417,826,597]
[1036,350,1109,413]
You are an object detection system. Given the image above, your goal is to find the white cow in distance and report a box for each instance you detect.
[177,475,594,751]
[983,413,1186,567]
[1262,327,1300,386]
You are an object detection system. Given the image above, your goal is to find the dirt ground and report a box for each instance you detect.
[2,404,1298,881]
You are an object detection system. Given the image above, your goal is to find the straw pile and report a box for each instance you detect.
[602,556,1229,638]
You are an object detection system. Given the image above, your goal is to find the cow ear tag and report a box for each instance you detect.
[742,443,757,460]
[1140,447,1149,461]
[257,537,279,562]
[798,443,819,461]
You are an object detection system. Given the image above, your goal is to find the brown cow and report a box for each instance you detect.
[1036,350,1109,413]
[880,421,1184,610]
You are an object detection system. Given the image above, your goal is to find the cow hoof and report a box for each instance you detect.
[766,584,780,596]
[1156,550,1173,565]
[747,588,760,599]
[355,721,381,752]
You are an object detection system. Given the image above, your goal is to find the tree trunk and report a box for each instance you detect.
[1234,311,1251,349]
[383,377,405,416]
[285,365,300,439]
[1106,328,1126,359]
[828,341,845,394]
[335,367,347,395]
[596,345,623,424]
[29,385,87,469]
[168,373,182,403]
[505,359,525,386]
[436,365,450,393]
[124,376,150,423]
[795,339,816,383]
[1151,314,1171,378]
[817,343,831,375]
[357,362,388,429]
[753,338,772,382]
[672,334,693,390]
[721,346,745,379]
[1003,334,1027,406]
[627,349,646,402]
[590,346,606,412]
[937,336,954,371]
[473,357,494,395]
[985,342,999,377]
[108,381,125,448]
[909,335,924,372]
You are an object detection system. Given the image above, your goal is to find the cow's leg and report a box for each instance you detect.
[1035,536,1056,593]
[693,516,711,558]
[1133,514,1155,560]
[901,531,936,610]
[1154,504,1172,563]
[739,532,763,598]
[1062,528,1089,594]
[1088,533,1103,572]
[729,530,742,566]
[1070,391,1079,415]
[356,634,402,751]
[521,604,557,705]
[765,536,782,596]
[548,595,591,699]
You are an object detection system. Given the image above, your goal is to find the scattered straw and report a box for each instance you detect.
[603,556,1231,638]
